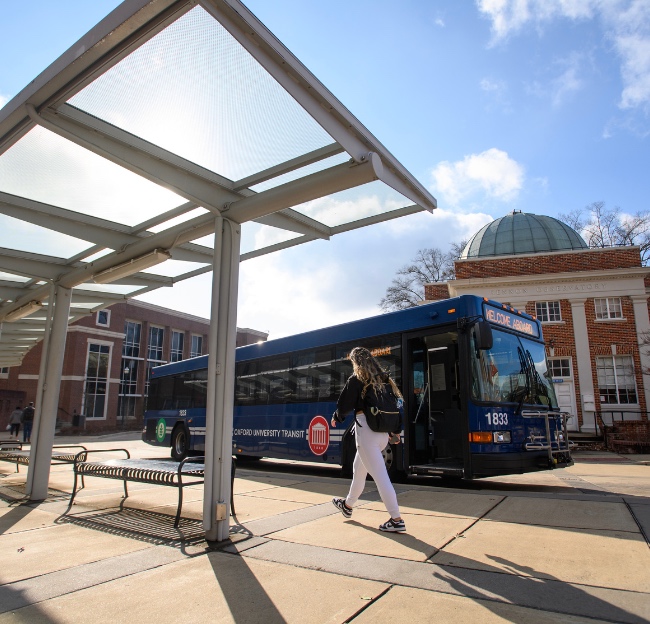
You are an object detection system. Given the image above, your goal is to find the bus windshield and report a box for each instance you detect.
[471,328,558,408]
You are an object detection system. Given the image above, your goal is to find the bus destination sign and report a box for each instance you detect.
[484,304,539,338]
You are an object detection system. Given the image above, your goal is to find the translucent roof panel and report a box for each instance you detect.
[240,223,303,256]
[0,214,91,257]
[291,180,414,228]
[0,126,186,226]
[69,5,333,181]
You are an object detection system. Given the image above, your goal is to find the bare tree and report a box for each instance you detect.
[560,201,650,265]
[380,241,467,312]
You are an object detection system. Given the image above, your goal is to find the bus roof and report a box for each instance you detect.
[151,295,538,377]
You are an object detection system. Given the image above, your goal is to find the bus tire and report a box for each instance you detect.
[171,425,189,461]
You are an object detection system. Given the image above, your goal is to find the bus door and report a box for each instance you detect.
[407,331,465,476]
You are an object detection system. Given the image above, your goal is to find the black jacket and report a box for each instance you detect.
[333,375,365,422]
[22,406,35,422]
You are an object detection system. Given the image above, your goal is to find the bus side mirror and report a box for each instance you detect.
[474,320,493,350]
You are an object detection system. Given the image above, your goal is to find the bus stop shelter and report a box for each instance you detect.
[0,0,436,541]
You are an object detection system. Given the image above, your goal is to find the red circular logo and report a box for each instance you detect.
[308,415,329,456]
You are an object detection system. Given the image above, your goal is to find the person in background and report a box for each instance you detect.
[330,346,405,533]
[21,402,35,443]
[8,406,22,438]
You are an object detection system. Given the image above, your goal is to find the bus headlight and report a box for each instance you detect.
[493,431,511,444]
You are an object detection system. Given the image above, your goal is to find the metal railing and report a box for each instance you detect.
[594,410,649,436]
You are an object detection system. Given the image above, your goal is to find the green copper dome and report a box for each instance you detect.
[461,211,588,258]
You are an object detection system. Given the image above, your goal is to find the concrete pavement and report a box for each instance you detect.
[0,435,648,623]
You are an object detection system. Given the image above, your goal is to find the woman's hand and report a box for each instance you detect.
[330,416,337,428]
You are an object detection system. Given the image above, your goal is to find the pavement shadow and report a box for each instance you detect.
[345,519,437,559]
[0,500,36,536]
[431,551,647,624]
[207,550,286,624]
[56,505,207,553]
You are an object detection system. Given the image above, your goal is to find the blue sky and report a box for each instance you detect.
[1,1,649,338]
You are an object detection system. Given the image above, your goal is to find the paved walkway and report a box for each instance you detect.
[0,436,648,623]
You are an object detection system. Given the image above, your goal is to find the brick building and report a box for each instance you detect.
[425,211,650,435]
[0,300,267,434]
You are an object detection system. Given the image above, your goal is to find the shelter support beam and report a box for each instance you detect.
[203,216,240,542]
[26,285,71,499]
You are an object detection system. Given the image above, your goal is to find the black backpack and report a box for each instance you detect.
[361,380,403,433]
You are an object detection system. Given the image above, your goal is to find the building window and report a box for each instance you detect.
[170,330,184,363]
[0,367,8,376]
[84,343,110,419]
[118,396,137,421]
[148,326,164,361]
[596,355,637,404]
[548,358,571,378]
[594,297,623,320]
[535,301,561,323]
[96,309,111,327]
[146,326,166,396]
[190,334,203,358]
[123,321,141,358]
[119,360,139,395]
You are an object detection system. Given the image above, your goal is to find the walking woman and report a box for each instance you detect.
[8,406,22,438]
[330,347,405,532]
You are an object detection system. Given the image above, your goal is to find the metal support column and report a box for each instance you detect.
[203,216,240,542]
[25,283,55,496]
[26,286,71,500]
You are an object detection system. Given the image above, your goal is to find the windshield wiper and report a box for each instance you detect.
[514,346,531,414]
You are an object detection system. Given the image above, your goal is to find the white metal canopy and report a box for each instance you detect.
[0,0,436,540]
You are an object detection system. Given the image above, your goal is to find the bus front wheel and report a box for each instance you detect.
[171,425,189,461]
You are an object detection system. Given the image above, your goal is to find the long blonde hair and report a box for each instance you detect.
[349,347,402,399]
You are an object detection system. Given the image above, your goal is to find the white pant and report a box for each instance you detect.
[345,413,401,519]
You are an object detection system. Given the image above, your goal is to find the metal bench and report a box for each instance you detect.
[68,450,236,527]
[0,442,87,473]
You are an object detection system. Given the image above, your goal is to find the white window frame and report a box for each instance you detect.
[548,357,572,379]
[190,334,203,358]
[170,329,185,363]
[123,320,142,358]
[147,325,165,362]
[535,300,562,323]
[96,309,111,327]
[596,355,638,405]
[594,297,623,320]
[83,339,113,421]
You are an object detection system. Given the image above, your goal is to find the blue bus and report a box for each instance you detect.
[142,295,572,479]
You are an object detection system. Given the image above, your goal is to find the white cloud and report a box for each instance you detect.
[594,1,650,111]
[480,78,503,92]
[477,0,650,112]
[431,148,525,206]
[477,0,596,44]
